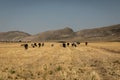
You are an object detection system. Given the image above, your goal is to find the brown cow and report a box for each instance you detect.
[85,42,88,46]
[42,43,44,47]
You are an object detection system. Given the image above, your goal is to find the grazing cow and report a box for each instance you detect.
[42,43,44,47]
[34,43,37,47]
[76,42,80,45]
[31,44,35,48]
[67,43,70,46]
[62,43,66,48]
[51,44,54,47]
[24,44,28,49]
[74,44,77,47]
[85,42,88,46]
[38,43,41,47]
[21,44,28,50]
[71,43,77,47]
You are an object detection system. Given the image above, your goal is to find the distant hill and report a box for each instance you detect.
[0,24,120,42]
[23,24,120,42]
[74,24,120,42]
[0,31,31,41]
[22,27,75,41]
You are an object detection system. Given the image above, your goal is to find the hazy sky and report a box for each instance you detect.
[0,0,120,34]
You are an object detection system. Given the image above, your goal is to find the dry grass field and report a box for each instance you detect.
[0,42,120,80]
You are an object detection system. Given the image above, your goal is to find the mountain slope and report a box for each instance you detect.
[0,31,31,41]
[0,24,120,42]
[27,24,120,42]
[74,24,120,42]
[23,27,75,41]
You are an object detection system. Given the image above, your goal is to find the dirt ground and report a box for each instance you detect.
[0,42,120,80]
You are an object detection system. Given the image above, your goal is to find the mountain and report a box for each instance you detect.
[23,24,120,42]
[0,31,31,41]
[74,24,120,42]
[0,24,120,42]
[22,27,75,41]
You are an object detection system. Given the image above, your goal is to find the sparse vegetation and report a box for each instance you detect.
[9,69,16,74]
[56,65,62,72]
[0,42,120,80]
[49,70,53,75]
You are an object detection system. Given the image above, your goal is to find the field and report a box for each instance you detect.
[0,42,120,80]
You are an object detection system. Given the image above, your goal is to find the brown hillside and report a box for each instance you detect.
[27,24,120,42]
[23,27,75,41]
[0,31,31,41]
[74,24,120,42]
[0,24,120,42]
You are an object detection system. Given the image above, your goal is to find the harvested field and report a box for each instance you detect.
[0,42,120,80]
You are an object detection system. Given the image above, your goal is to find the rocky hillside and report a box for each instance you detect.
[26,24,120,42]
[74,24,120,42]
[22,27,75,41]
[0,24,120,42]
[0,31,31,41]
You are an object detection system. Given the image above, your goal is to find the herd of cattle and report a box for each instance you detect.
[21,42,88,50]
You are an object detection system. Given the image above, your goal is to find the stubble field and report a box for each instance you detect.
[0,42,120,80]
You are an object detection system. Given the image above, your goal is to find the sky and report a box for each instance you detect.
[0,0,120,34]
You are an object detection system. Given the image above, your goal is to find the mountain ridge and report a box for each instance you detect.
[0,24,120,42]
[0,31,31,41]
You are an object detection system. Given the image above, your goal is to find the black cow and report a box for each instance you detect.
[21,44,28,50]
[85,42,88,46]
[25,44,28,49]
[67,43,70,46]
[34,43,37,47]
[62,43,66,48]
[38,43,41,47]
[71,43,77,47]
